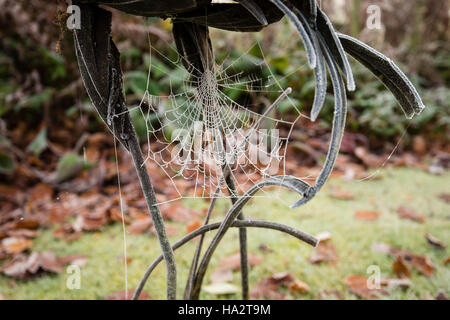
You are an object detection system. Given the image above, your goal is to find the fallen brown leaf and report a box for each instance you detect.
[258,243,273,253]
[354,210,381,221]
[186,220,202,234]
[73,214,106,232]
[393,255,411,278]
[425,233,446,249]
[309,241,338,264]
[372,242,436,278]
[329,189,354,200]
[29,183,53,204]
[220,252,262,271]
[6,229,39,239]
[344,275,387,299]
[443,257,450,265]
[397,206,425,223]
[53,224,82,242]
[162,204,200,223]
[438,193,450,203]
[380,278,411,289]
[354,147,382,168]
[410,255,435,277]
[128,218,152,235]
[1,252,63,279]
[58,254,88,267]
[250,272,293,300]
[0,185,24,204]
[412,136,426,155]
[109,207,131,224]
[288,279,310,294]
[118,255,132,265]
[1,237,32,254]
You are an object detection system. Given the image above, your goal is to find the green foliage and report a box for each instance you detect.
[56,153,85,183]
[27,128,47,156]
[0,151,14,174]
[347,63,450,137]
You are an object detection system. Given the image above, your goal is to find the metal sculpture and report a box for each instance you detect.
[71,0,424,300]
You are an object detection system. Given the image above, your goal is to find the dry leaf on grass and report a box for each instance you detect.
[29,183,53,204]
[258,243,273,253]
[329,189,354,200]
[1,251,63,279]
[309,241,338,264]
[354,210,381,221]
[443,257,450,265]
[379,278,411,289]
[186,220,202,234]
[13,218,40,230]
[397,206,425,223]
[72,214,106,232]
[220,253,262,271]
[344,275,387,299]
[128,218,152,235]
[162,204,200,223]
[52,224,82,242]
[6,229,39,239]
[425,233,446,249]
[108,207,131,224]
[288,280,310,294]
[393,255,412,278]
[1,237,32,254]
[438,193,450,203]
[250,272,293,300]
[58,254,88,267]
[410,255,435,277]
[354,147,382,168]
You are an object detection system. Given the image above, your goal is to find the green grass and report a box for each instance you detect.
[0,168,449,299]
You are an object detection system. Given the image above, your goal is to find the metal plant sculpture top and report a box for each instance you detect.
[71,0,425,300]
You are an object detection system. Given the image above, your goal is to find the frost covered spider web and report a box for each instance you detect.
[117,27,312,204]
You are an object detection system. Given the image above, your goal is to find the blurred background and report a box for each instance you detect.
[0,0,448,300]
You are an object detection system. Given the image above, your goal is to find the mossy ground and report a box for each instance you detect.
[1,168,449,299]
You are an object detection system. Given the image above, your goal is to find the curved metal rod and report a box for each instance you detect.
[72,2,177,299]
[190,175,311,299]
[290,35,347,208]
[316,7,355,91]
[337,33,425,119]
[269,0,317,68]
[285,2,328,122]
[133,219,318,300]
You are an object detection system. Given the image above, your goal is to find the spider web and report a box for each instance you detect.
[118,30,309,204]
